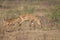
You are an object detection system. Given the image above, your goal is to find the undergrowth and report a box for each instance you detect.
[47,5,60,30]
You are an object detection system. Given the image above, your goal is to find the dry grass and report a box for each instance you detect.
[0,0,60,40]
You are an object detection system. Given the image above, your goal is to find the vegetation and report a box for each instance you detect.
[0,0,60,30]
[47,5,60,30]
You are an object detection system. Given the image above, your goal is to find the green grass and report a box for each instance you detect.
[47,5,60,30]
[19,5,35,14]
[48,5,60,22]
[0,5,35,19]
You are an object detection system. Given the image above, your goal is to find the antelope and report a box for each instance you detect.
[3,18,21,26]
[18,14,41,27]
[3,14,42,28]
